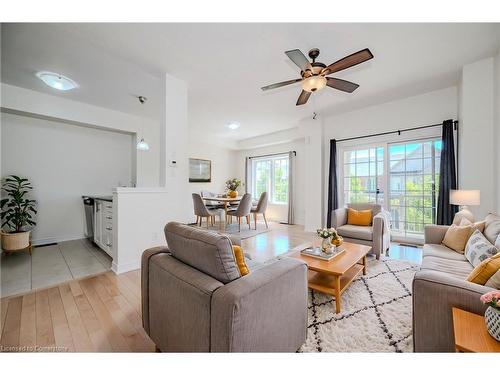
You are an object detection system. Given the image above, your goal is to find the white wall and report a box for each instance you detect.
[234,139,305,225]
[187,137,236,222]
[1,83,161,187]
[460,58,495,218]
[495,49,500,214]
[2,112,132,244]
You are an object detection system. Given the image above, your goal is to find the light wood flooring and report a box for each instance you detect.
[0,222,422,352]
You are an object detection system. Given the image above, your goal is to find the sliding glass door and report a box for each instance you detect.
[342,146,384,205]
[340,138,442,240]
[388,139,441,239]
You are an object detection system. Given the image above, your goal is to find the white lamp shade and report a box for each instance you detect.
[450,190,480,206]
[137,138,150,151]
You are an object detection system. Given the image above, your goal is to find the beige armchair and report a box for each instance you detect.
[331,203,390,259]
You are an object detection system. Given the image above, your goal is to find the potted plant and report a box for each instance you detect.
[480,290,500,341]
[1,175,37,252]
[225,178,241,198]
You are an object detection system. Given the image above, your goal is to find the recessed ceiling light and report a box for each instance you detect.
[36,71,78,91]
[226,122,240,130]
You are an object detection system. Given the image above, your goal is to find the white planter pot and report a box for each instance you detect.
[1,230,31,251]
[485,306,500,342]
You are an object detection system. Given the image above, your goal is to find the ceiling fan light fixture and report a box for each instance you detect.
[302,75,327,93]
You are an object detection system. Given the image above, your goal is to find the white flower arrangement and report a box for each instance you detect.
[316,227,338,239]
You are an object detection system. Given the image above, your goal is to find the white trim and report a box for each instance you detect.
[113,187,168,194]
[31,234,88,246]
[111,260,140,274]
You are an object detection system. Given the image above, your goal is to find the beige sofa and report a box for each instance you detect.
[412,217,498,352]
[331,203,390,260]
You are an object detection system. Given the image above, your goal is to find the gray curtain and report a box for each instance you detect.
[245,156,252,194]
[436,119,458,225]
[287,151,295,224]
[326,139,338,227]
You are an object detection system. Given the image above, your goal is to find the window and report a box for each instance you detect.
[388,139,441,239]
[251,155,289,204]
[343,146,384,205]
[341,137,442,240]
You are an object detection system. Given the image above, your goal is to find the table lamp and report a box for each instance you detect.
[450,189,480,219]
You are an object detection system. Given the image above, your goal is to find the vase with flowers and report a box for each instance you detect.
[316,228,337,254]
[480,290,500,341]
[225,178,241,198]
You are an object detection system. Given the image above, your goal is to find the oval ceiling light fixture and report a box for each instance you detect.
[225,121,241,130]
[36,71,78,91]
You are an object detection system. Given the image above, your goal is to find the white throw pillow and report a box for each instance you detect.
[464,230,499,267]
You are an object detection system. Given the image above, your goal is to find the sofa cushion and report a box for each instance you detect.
[337,224,373,241]
[347,203,381,216]
[467,253,500,285]
[347,208,372,226]
[442,224,472,254]
[422,244,467,261]
[420,256,474,279]
[484,213,500,245]
[464,230,499,267]
[452,210,474,225]
[232,245,249,276]
[164,222,241,284]
[485,269,500,289]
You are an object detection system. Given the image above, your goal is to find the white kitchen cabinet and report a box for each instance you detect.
[93,199,113,257]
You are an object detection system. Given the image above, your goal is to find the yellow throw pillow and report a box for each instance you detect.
[467,253,500,285]
[442,224,472,254]
[347,208,372,226]
[232,245,249,276]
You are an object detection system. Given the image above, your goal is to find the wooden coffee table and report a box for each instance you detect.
[289,242,371,313]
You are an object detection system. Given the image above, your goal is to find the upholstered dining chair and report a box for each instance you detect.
[250,192,268,230]
[227,193,253,232]
[192,193,219,228]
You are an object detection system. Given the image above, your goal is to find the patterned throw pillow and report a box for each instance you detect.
[465,230,499,267]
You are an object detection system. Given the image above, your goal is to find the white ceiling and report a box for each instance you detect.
[2,23,500,144]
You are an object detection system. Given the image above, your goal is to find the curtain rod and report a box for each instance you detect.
[247,151,296,160]
[334,120,458,143]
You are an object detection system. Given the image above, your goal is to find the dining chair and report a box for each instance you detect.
[192,193,218,228]
[251,192,269,230]
[227,193,253,232]
[200,191,225,209]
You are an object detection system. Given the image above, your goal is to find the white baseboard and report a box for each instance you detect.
[32,234,88,246]
[111,260,140,275]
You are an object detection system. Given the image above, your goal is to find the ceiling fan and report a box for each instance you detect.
[261,48,374,106]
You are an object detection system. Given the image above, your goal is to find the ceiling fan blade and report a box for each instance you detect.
[261,78,302,91]
[326,77,359,93]
[296,90,311,106]
[322,48,374,76]
[285,49,312,71]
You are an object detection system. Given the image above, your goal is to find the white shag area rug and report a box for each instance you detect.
[299,257,420,353]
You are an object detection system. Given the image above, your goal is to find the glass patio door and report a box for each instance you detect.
[341,138,442,240]
[388,139,442,240]
[342,146,385,205]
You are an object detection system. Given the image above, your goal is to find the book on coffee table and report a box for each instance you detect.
[300,246,345,261]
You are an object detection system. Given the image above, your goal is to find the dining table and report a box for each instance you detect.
[202,196,242,231]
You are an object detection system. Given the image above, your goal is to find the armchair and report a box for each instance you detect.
[331,203,390,259]
[142,222,308,352]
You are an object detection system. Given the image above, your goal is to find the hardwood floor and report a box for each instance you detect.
[0,222,422,352]
[0,270,154,352]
